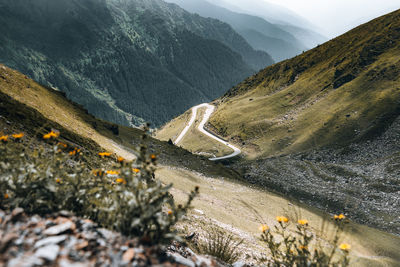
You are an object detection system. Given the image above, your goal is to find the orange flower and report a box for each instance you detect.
[297,219,308,226]
[259,224,269,232]
[56,178,61,183]
[167,210,173,215]
[43,130,59,139]
[334,214,346,220]
[276,216,289,223]
[299,245,308,251]
[69,148,81,156]
[150,154,157,160]
[0,135,8,142]
[58,142,68,148]
[12,133,24,139]
[116,178,126,184]
[117,156,125,163]
[339,243,351,251]
[98,152,112,157]
[92,170,105,177]
[106,170,120,175]
[132,168,140,173]
[4,193,9,199]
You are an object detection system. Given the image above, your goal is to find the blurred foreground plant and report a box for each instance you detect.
[0,127,198,244]
[259,215,350,266]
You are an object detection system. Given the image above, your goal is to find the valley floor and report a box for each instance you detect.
[157,166,400,266]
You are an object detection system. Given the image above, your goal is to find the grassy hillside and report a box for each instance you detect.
[0,0,273,127]
[209,9,400,158]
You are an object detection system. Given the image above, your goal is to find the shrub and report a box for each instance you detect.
[193,227,243,264]
[0,127,198,244]
[259,215,350,266]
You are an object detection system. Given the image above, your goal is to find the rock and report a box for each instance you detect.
[169,253,195,267]
[34,235,67,248]
[35,244,60,261]
[11,208,24,221]
[75,240,89,250]
[195,255,213,266]
[58,210,73,217]
[122,248,135,262]
[194,209,204,215]
[59,259,88,267]
[7,254,44,267]
[0,233,18,253]
[43,221,75,235]
[232,261,247,267]
[97,228,113,240]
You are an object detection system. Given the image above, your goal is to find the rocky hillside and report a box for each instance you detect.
[0,0,273,127]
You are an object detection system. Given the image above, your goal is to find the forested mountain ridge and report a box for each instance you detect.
[0,0,272,126]
[165,0,311,61]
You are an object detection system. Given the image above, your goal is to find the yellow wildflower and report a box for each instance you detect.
[0,135,8,142]
[167,210,173,215]
[12,133,24,139]
[339,243,351,251]
[57,142,68,148]
[299,245,308,251]
[98,152,112,157]
[69,148,81,156]
[43,130,59,139]
[56,178,61,183]
[297,219,308,225]
[334,214,346,220]
[106,170,120,175]
[117,156,125,163]
[132,168,140,173]
[116,178,126,184]
[150,154,157,160]
[92,170,104,177]
[259,224,269,232]
[276,216,289,223]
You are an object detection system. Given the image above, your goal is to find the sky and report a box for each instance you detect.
[263,0,400,37]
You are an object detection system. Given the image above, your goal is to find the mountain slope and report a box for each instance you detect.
[209,9,400,158]
[166,0,305,62]
[2,64,400,266]
[156,10,400,235]
[0,0,272,127]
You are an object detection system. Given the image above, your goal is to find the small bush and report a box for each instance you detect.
[0,127,198,244]
[193,227,243,264]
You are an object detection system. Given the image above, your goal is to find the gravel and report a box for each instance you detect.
[0,208,246,266]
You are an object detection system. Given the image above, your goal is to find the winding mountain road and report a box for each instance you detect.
[174,103,241,161]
